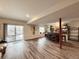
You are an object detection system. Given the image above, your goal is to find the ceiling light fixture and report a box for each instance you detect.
[26,14,30,18]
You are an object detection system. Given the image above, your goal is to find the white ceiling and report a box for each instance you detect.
[0,0,79,24]
[0,0,64,21]
[30,1,79,24]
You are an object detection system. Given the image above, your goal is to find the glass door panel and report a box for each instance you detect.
[6,25,16,42]
[16,26,24,40]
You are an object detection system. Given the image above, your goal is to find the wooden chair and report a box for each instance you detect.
[0,44,7,58]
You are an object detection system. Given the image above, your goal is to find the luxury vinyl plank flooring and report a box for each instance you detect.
[3,37,79,59]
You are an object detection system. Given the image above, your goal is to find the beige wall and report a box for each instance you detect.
[24,24,33,39]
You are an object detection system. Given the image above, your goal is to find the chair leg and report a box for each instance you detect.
[1,47,6,58]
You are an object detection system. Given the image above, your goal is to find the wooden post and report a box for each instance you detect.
[59,18,63,49]
[78,27,79,42]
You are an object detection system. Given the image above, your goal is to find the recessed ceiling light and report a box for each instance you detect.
[26,14,30,18]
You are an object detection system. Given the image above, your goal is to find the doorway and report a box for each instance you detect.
[6,24,24,42]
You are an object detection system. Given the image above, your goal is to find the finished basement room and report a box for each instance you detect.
[0,0,79,59]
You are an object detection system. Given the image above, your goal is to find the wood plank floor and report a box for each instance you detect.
[3,37,79,59]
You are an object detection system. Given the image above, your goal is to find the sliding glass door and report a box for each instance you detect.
[6,24,24,42]
[16,26,24,40]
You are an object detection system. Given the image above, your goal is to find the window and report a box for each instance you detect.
[39,27,45,34]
